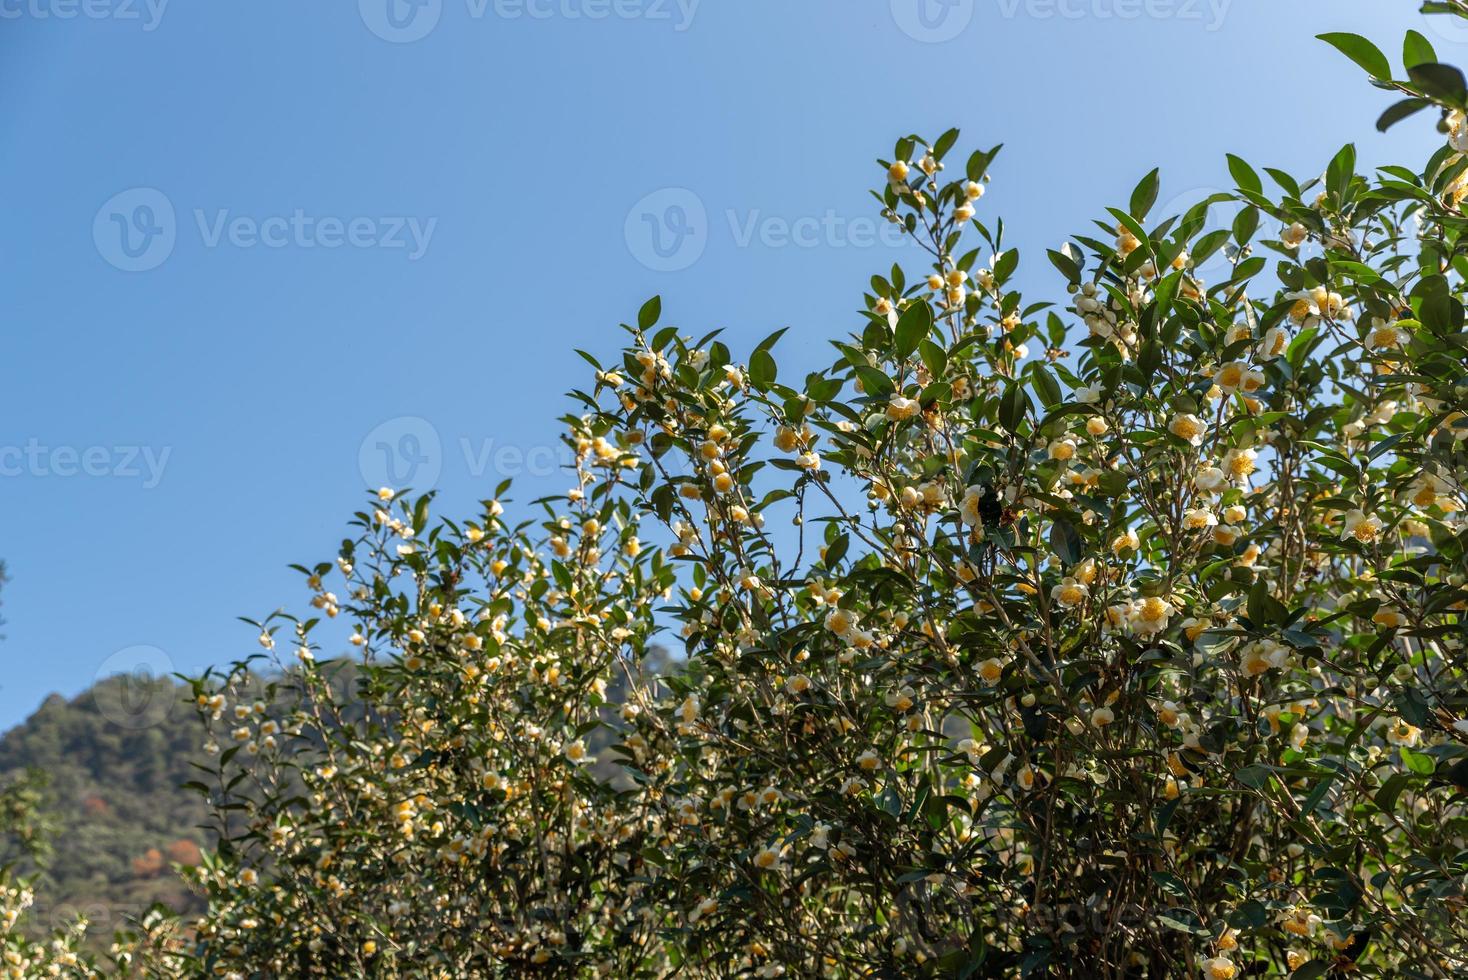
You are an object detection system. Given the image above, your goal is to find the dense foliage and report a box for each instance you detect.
[169,10,1468,979]
[13,4,1468,977]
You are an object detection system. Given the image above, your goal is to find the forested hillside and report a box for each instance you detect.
[0,675,208,942]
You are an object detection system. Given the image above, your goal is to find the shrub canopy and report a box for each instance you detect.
[12,6,1468,978]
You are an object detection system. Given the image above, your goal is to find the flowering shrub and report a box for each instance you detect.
[166,8,1468,978]
[0,770,186,978]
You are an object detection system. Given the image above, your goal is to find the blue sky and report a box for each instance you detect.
[0,0,1450,729]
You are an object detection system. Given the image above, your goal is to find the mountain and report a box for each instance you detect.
[0,674,209,942]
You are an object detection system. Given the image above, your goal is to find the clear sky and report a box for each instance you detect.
[0,0,1451,729]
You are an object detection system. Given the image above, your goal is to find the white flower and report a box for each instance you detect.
[1341,509,1382,543]
[1182,508,1218,530]
[1257,325,1291,360]
[886,395,922,421]
[1213,361,1265,396]
[1385,719,1421,747]
[1111,528,1140,556]
[1194,466,1227,493]
[1168,414,1207,447]
[1047,437,1077,461]
[1240,639,1289,676]
[959,486,987,527]
[1203,955,1238,980]
[1051,577,1088,608]
[1450,109,1468,151]
[1222,447,1257,484]
[1286,286,1351,325]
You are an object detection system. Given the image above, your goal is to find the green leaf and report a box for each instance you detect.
[853,365,894,399]
[1247,580,1288,627]
[1108,209,1150,257]
[1129,167,1160,220]
[1408,62,1468,106]
[1192,228,1231,266]
[1374,772,1409,813]
[1326,143,1357,200]
[998,382,1028,433]
[1226,153,1263,195]
[993,248,1019,285]
[1030,364,1062,408]
[1290,961,1330,980]
[932,127,960,161]
[894,301,933,359]
[749,348,777,389]
[1047,247,1080,284]
[754,327,788,353]
[1301,769,1336,814]
[1377,97,1433,132]
[919,339,947,378]
[638,295,662,330]
[1317,32,1391,80]
[1049,517,1081,565]
[966,143,1002,182]
[1235,764,1274,790]
[1152,271,1180,318]
[1404,29,1437,69]
[1136,339,1161,383]
[1232,205,1259,246]
[1400,747,1435,775]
